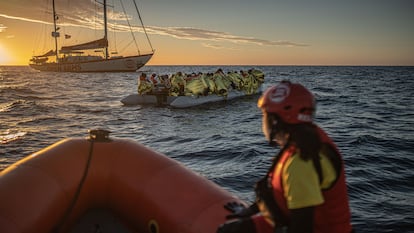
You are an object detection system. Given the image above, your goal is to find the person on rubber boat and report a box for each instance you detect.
[185,72,200,82]
[240,70,248,77]
[215,68,225,75]
[150,73,169,94]
[137,72,153,95]
[138,72,147,83]
[150,73,159,86]
[158,74,171,90]
[170,72,186,96]
[217,80,354,233]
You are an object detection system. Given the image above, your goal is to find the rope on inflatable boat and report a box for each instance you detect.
[53,140,95,233]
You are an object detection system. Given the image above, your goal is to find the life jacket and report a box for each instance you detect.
[255,125,353,233]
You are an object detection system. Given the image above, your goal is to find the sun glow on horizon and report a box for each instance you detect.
[0,42,13,65]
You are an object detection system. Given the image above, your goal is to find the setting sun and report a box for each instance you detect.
[0,42,13,65]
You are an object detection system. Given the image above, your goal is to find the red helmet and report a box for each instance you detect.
[258,80,315,124]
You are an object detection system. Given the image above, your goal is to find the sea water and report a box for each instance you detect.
[1,65,413,232]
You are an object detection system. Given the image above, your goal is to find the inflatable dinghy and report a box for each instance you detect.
[0,130,245,233]
[121,68,265,108]
[121,89,248,108]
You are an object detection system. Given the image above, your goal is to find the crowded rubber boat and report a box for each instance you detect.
[0,129,245,233]
[121,68,265,108]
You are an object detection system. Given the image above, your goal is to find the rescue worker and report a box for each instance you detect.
[217,80,354,233]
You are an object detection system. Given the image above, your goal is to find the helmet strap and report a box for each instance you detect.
[267,114,279,147]
[269,128,277,146]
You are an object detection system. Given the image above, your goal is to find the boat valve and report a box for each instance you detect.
[88,129,111,142]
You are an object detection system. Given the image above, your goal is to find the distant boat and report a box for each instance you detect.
[29,0,154,72]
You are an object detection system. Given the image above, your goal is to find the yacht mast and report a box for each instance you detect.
[103,0,109,59]
[52,0,59,62]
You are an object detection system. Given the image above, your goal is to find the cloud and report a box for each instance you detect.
[201,43,238,50]
[0,24,7,33]
[202,43,225,49]
[0,0,309,48]
[150,26,309,47]
[0,14,47,25]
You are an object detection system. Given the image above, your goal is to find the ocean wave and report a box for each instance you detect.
[0,83,40,96]
[1,66,413,233]
[17,116,71,126]
[0,130,27,144]
[0,100,25,112]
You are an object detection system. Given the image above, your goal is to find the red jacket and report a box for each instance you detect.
[253,125,353,233]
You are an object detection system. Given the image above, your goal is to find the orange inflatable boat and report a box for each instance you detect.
[0,130,244,233]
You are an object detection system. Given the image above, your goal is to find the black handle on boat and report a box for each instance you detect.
[88,129,111,142]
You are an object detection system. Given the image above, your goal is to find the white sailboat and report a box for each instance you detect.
[30,0,154,72]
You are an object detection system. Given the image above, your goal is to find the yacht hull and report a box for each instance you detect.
[30,54,153,72]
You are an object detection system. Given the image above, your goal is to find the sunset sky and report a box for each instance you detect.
[0,0,413,66]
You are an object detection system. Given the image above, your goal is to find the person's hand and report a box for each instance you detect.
[223,202,258,219]
[224,202,246,213]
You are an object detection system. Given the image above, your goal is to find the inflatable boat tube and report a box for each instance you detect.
[121,94,177,106]
[0,133,244,233]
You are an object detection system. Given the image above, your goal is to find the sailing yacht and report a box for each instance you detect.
[29,0,154,72]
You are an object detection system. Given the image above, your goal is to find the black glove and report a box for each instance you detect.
[224,202,259,219]
[216,218,256,233]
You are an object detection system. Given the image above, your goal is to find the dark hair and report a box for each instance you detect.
[288,123,321,160]
[270,114,321,161]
